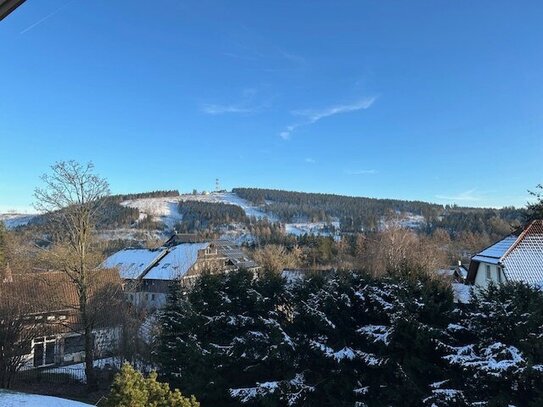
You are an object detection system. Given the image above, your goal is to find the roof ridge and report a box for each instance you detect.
[501,220,539,262]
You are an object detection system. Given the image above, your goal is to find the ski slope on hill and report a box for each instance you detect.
[0,213,37,229]
[120,192,273,230]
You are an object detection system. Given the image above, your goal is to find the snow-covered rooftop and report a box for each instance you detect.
[472,235,517,264]
[143,243,210,281]
[470,221,543,285]
[103,248,166,279]
[501,221,543,284]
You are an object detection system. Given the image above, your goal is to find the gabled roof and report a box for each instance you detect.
[103,248,166,279]
[501,220,543,284]
[143,243,210,281]
[471,235,518,264]
[468,220,543,284]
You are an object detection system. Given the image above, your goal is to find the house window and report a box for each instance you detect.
[485,265,491,280]
[497,267,502,283]
[151,294,156,301]
[64,335,85,354]
[33,336,56,367]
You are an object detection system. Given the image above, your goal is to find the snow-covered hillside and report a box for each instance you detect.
[285,221,341,239]
[0,213,37,229]
[120,192,273,230]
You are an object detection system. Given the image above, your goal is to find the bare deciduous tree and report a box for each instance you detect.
[34,160,110,389]
[0,275,40,388]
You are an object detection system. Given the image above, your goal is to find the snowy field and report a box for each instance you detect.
[121,192,274,231]
[0,213,37,229]
[120,198,183,229]
[0,391,91,407]
[285,221,341,238]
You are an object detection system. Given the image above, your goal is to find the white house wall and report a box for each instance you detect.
[474,262,506,289]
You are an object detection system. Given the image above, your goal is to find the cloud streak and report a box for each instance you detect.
[344,169,377,175]
[280,97,376,140]
[201,104,260,115]
[436,189,482,202]
[20,0,75,34]
[201,87,268,115]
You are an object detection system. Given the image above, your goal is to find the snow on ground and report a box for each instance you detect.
[0,390,91,407]
[177,192,273,221]
[452,283,472,304]
[0,213,37,229]
[120,192,274,231]
[121,198,183,229]
[381,213,426,231]
[285,221,340,239]
[42,357,121,383]
[97,228,165,242]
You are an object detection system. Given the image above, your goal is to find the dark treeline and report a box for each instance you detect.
[175,201,248,232]
[95,197,140,229]
[109,190,180,202]
[156,270,543,407]
[431,206,525,240]
[234,188,526,238]
[234,187,440,231]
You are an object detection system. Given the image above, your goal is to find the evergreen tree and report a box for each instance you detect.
[439,282,543,406]
[156,270,296,406]
[287,270,455,406]
[527,184,543,222]
[106,363,199,407]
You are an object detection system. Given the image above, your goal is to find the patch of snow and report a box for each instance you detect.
[143,243,209,280]
[0,391,91,407]
[357,325,391,345]
[120,192,275,231]
[103,248,166,279]
[121,198,182,229]
[285,221,340,239]
[0,213,37,229]
[452,283,472,304]
[42,357,120,383]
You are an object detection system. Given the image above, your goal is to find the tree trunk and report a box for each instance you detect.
[84,321,96,390]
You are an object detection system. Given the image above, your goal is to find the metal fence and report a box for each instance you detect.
[13,367,84,385]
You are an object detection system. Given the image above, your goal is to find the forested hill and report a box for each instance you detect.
[233,187,526,235]
[234,187,441,229]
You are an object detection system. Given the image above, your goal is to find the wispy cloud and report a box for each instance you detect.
[201,87,269,115]
[201,104,259,115]
[344,169,377,175]
[305,158,316,164]
[436,189,482,202]
[280,97,376,140]
[20,0,75,34]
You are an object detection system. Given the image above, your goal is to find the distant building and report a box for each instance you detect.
[0,269,121,369]
[103,238,258,309]
[435,262,468,283]
[466,220,543,289]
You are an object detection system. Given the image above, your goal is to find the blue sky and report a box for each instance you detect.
[1,0,542,212]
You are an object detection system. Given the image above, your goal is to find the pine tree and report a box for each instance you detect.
[157,270,296,406]
[106,363,199,407]
[440,282,543,406]
[527,184,543,222]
